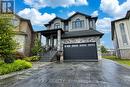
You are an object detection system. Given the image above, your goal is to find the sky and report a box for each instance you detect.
[14,0,130,49]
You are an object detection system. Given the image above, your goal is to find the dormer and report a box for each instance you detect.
[45,17,65,30]
[67,12,97,31]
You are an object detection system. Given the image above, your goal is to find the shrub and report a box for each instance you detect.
[0,18,18,63]
[0,60,32,75]
[31,37,43,56]
[23,56,40,62]
[0,61,4,65]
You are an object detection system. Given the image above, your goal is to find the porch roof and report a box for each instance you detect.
[40,29,103,38]
[41,28,64,37]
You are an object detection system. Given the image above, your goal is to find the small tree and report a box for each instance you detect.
[0,18,17,63]
[101,45,108,53]
[31,37,43,56]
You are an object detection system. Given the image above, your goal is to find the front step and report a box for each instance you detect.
[40,57,51,62]
[40,50,57,62]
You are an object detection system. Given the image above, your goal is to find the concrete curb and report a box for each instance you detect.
[0,62,53,80]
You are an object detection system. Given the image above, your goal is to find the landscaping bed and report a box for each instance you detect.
[0,60,32,75]
[103,56,130,66]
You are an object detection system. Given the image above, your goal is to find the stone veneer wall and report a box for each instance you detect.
[14,35,26,54]
[61,36,102,59]
[23,22,32,56]
[14,21,33,56]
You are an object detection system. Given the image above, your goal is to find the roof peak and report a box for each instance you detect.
[126,10,130,18]
[45,12,98,26]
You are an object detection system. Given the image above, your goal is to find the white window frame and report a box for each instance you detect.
[119,23,128,45]
[72,19,84,29]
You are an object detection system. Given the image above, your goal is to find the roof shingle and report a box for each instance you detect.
[62,29,104,38]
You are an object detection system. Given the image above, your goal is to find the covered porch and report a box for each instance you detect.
[41,28,64,51]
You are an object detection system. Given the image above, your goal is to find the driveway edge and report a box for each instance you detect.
[102,58,130,70]
[0,62,53,80]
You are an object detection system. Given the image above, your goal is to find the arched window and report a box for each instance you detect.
[54,23,60,29]
[119,23,128,45]
[72,19,84,29]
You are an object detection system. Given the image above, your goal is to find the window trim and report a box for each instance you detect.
[119,23,128,45]
[72,18,84,29]
[54,23,60,29]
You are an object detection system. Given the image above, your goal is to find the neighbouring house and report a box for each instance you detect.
[111,10,130,59]
[12,15,37,57]
[40,12,104,61]
[107,49,116,56]
[102,49,116,56]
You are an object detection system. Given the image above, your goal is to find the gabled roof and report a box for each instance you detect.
[67,12,98,21]
[44,17,65,27]
[15,14,34,33]
[49,17,65,23]
[111,10,130,40]
[126,10,130,18]
[15,14,29,21]
[44,12,98,27]
[111,10,130,23]
[62,29,104,38]
[67,12,91,20]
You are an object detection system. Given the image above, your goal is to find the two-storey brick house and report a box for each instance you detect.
[12,15,38,57]
[41,12,103,61]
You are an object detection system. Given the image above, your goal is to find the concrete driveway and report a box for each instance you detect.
[10,59,130,87]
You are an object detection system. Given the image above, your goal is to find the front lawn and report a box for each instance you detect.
[0,60,32,75]
[103,56,130,66]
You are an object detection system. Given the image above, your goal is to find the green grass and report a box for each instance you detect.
[23,56,40,62]
[0,60,32,75]
[103,56,130,66]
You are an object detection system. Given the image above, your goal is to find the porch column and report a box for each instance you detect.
[57,30,61,51]
[46,37,49,46]
[56,38,58,48]
[52,37,54,47]
[50,35,53,47]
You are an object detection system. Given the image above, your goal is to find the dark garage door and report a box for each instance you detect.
[63,42,98,61]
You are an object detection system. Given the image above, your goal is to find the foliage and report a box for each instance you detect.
[31,36,43,56]
[0,61,4,66]
[101,45,108,53]
[103,56,130,66]
[0,18,18,63]
[0,60,32,75]
[23,56,40,62]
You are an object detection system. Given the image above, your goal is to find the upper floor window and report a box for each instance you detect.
[54,23,60,29]
[119,23,128,45]
[72,19,84,29]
